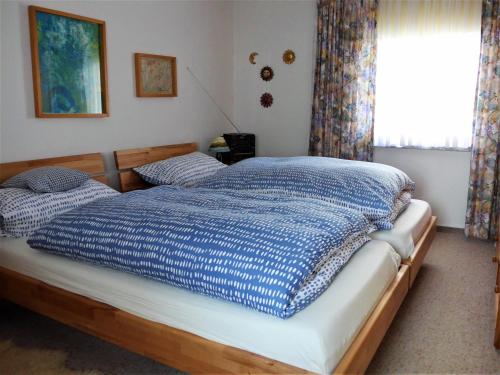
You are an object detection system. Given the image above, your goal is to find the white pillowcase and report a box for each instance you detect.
[0,180,120,238]
[133,152,226,187]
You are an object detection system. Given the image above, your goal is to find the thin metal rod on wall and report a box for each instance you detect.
[186,66,241,133]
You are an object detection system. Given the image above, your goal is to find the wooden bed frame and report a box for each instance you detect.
[0,150,436,374]
[0,153,109,185]
[402,215,437,288]
[0,264,409,374]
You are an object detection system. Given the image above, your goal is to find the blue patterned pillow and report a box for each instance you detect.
[133,152,226,187]
[0,180,120,238]
[1,167,90,193]
[196,156,415,231]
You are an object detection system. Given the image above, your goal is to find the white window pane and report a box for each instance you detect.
[374,0,482,150]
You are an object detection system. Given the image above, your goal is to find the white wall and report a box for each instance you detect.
[374,148,471,228]
[0,0,234,183]
[233,0,316,156]
[232,0,471,228]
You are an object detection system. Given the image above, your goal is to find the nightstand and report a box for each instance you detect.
[222,133,255,165]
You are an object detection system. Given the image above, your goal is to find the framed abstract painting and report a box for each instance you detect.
[28,6,109,118]
[135,53,177,97]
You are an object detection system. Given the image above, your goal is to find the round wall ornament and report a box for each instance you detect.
[260,93,273,108]
[283,49,296,64]
[260,66,274,81]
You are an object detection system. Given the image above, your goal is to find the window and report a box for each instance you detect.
[374,0,482,150]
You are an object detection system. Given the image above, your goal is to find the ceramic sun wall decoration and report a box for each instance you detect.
[260,66,274,82]
[260,93,273,108]
[282,49,296,64]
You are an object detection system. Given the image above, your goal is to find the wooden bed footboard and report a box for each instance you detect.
[0,263,410,374]
[0,266,307,374]
[334,264,409,374]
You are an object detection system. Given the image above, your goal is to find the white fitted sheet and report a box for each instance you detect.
[370,199,432,259]
[0,238,400,374]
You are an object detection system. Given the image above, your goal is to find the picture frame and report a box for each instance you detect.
[134,53,177,98]
[28,6,109,118]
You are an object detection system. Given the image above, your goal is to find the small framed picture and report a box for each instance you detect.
[28,6,109,118]
[135,53,177,97]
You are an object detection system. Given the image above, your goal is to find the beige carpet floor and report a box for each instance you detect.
[368,231,500,374]
[1,231,499,374]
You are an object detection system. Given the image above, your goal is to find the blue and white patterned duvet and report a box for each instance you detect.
[196,157,415,230]
[28,185,372,318]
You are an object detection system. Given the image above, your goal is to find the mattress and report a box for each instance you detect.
[370,199,432,259]
[0,238,400,374]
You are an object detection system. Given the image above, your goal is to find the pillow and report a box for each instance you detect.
[1,167,90,193]
[0,179,120,238]
[133,152,226,187]
[196,156,415,231]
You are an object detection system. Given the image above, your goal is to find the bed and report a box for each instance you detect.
[0,151,411,374]
[0,236,402,374]
[114,142,437,287]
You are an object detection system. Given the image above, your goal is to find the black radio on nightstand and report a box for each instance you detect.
[222,133,255,165]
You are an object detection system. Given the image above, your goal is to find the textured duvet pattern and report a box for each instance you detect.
[196,156,415,230]
[0,180,119,237]
[28,185,372,318]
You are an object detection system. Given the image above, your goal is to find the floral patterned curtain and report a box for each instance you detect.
[309,0,378,161]
[465,0,499,240]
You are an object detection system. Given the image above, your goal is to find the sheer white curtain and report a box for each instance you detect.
[374,0,482,149]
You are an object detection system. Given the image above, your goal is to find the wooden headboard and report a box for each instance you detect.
[0,153,108,185]
[113,143,198,192]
